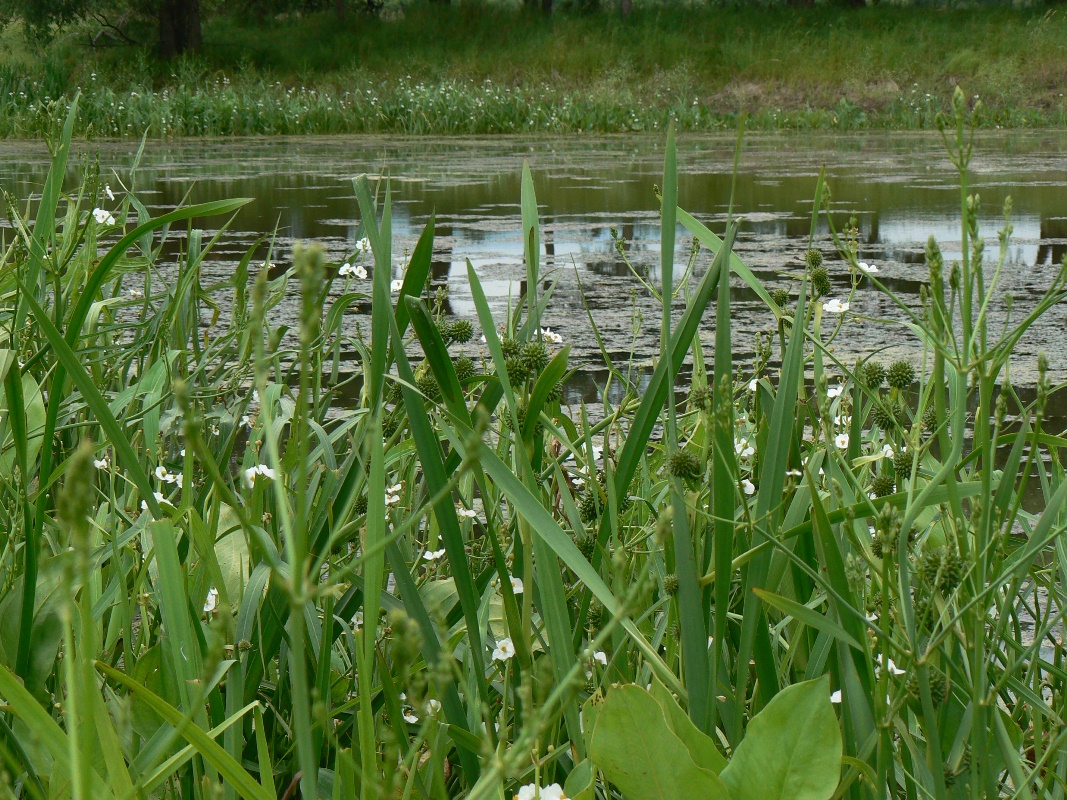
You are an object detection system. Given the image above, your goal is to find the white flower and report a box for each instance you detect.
[93,457,109,470]
[879,444,895,459]
[741,478,756,496]
[141,492,174,511]
[517,785,566,800]
[426,699,441,715]
[203,587,219,614]
[540,327,563,345]
[827,384,844,398]
[338,262,356,277]
[244,464,276,487]
[735,438,755,458]
[834,432,850,449]
[240,414,254,429]
[351,611,364,629]
[824,298,850,314]
[354,264,367,279]
[492,637,516,662]
[858,261,878,273]
[510,577,524,594]
[865,611,879,624]
[423,548,447,561]
[877,654,906,676]
[356,237,371,253]
[402,710,419,724]
[830,689,842,704]
[385,493,400,506]
[748,378,758,392]
[105,184,115,201]
[128,289,144,299]
[593,651,607,666]
[786,468,802,477]
[390,279,404,293]
[92,207,115,225]
[457,506,477,519]
[387,482,403,494]
[154,465,171,481]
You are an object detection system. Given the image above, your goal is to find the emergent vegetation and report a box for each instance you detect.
[0,90,1065,799]
[2,5,1067,136]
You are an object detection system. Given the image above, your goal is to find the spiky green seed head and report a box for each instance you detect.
[689,384,712,413]
[521,341,551,373]
[771,287,790,307]
[909,665,951,704]
[354,495,368,515]
[454,355,476,383]
[500,337,521,359]
[667,449,703,481]
[663,573,679,596]
[893,450,913,480]
[863,361,886,387]
[871,473,896,498]
[887,360,915,390]
[805,248,824,270]
[921,405,937,433]
[546,379,564,403]
[388,381,404,404]
[910,594,931,627]
[579,484,601,523]
[811,266,831,297]
[871,533,885,558]
[929,669,950,705]
[937,548,963,594]
[575,530,596,559]
[943,765,957,789]
[383,414,400,438]
[870,403,895,430]
[447,318,474,344]
[587,602,604,630]
[416,373,440,401]
[504,356,529,386]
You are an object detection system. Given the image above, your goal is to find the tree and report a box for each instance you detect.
[1,0,203,57]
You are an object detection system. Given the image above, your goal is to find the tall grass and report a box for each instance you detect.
[0,90,1065,799]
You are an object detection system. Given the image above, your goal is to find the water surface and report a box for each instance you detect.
[2,132,1066,393]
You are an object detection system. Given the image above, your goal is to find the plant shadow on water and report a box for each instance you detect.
[0,91,1066,799]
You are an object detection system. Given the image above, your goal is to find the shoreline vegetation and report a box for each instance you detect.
[2,5,1067,138]
[1,92,1066,799]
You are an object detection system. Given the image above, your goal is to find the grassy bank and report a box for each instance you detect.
[2,4,1067,137]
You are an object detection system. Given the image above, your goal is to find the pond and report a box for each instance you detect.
[2,131,1066,399]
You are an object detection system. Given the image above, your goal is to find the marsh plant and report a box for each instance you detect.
[0,89,1065,800]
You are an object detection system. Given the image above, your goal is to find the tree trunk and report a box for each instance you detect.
[334,0,345,20]
[620,0,632,17]
[541,0,552,15]
[158,0,202,59]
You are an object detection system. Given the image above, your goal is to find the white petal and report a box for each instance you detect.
[830,689,843,704]
[510,577,524,594]
[390,279,404,292]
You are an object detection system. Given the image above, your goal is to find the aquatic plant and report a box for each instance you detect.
[0,90,1064,800]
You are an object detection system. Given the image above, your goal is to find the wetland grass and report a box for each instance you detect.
[0,91,1065,798]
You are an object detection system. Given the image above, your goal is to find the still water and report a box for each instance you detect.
[2,132,1066,393]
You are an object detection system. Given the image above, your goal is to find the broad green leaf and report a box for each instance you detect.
[564,760,596,800]
[589,685,730,800]
[650,678,727,774]
[720,677,842,800]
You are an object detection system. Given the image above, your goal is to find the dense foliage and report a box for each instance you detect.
[0,92,1065,799]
